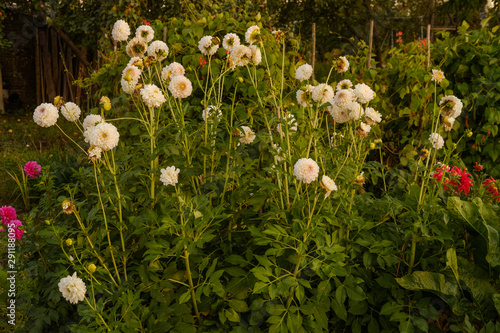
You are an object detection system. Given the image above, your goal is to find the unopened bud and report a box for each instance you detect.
[65,238,73,246]
[88,263,97,273]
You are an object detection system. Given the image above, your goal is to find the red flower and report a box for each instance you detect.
[473,143,476,149]
[487,130,491,135]
[473,162,483,172]
[447,166,473,195]
[198,57,207,67]
[483,177,500,202]
[142,19,150,25]
[396,31,403,36]
[481,136,486,142]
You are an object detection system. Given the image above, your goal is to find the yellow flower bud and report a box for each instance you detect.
[467,131,473,138]
[374,139,382,144]
[65,239,73,246]
[103,102,111,111]
[370,142,376,150]
[45,219,51,225]
[123,74,132,82]
[88,263,97,273]
[238,77,244,83]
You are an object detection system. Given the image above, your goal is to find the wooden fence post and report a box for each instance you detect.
[311,23,316,82]
[426,24,431,71]
[367,19,374,69]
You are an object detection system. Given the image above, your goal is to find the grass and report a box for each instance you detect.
[0,108,77,208]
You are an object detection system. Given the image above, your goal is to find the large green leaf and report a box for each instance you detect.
[396,271,459,296]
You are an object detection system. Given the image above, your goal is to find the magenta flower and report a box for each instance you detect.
[14,228,25,239]
[24,161,42,178]
[1,219,25,240]
[0,206,17,224]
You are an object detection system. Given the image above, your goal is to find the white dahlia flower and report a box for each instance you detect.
[222,33,240,52]
[239,126,256,144]
[112,20,130,42]
[443,116,455,131]
[245,25,260,44]
[198,36,219,56]
[161,62,185,81]
[83,114,103,131]
[168,75,193,99]
[127,57,143,68]
[327,103,350,124]
[33,103,59,127]
[336,79,353,92]
[431,69,445,83]
[353,83,375,104]
[429,132,444,150]
[140,84,166,108]
[231,45,252,67]
[126,37,147,58]
[294,158,319,184]
[295,64,313,81]
[439,95,463,118]
[312,84,334,105]
[147,40,169,61]
[336,56,349,73]
[89,122,120,151]
[296,85,314,107]
[60,102,81,122]
[249,45,262,65]
[121,78,139,94]
[88,145,102,161]
[122,65,141,82]
[334,89,355,108]
[360,122,371,134]
[160,166,180,187]
[320,175,338,198]
[58,272,86,304]
[364,107,382,125]
[136,25,154,43]
[347,101,364,121]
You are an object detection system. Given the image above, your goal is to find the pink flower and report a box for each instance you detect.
[0,206,17,224]
[1,219,25,240]
[24,161,42,178]
[14,228,25,239]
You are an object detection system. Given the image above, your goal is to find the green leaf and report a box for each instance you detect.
[225,308,240,322]
[251,266,271,282]
[396,271,458,296]
[179,290,191,304]
[228,299,249,313]
[446,248,459,283]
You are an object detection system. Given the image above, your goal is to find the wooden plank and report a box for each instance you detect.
[311,23,316,82]
[367,20,374,69]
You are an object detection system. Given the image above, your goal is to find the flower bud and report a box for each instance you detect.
[45,219,51,225]
[88,263,97,273]
[62,200,74,214]
[54,96,64,109]
[467,131,473,138]
[370,142,376,150]
[103,102,111,111]
[123,74,132,82]
[238,77,244,83]
[65,238,73,246]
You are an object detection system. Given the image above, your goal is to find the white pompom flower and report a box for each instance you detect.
[439,95,463,118]
[239,126,256,144]
[296,85,314,108]
[222,33,240,52]
[60,102,81,122]
[168,75,193,99]
[295,64,313,81]
[312,84,334,105]
[112,20,130,42]
[122,65,141,82]
[89,122,120,151]
[353,83,375,104]
[320,175,338,198]
[136,25,154,43]
[334,89,355,108]
[198,36,219,56]
[121,78,138,95]
[126,37,147,58]
[249,45,262,65]
[294,158,319,184]
[147,40,169,61]
[245,25,260,44]
[58,272,86,304]
[33,103,59,127]
[140,84,166,108]
[429,132,444,150]
[161,62,185,81]
[230,45,252,67]
[327,103,350,124]
[336,79,353,92]
[160,166,180,187]
[364,107,382,125]
[347,101,364,121]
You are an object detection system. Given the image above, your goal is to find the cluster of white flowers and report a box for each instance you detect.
[277,113,297,137]
[112,20,130,42]
[202,105,222,122]
[168,75,193,99]
[295,64,313,81]
[294,158,319,184]
[140,84,166,108]
[199,36,219,56]
[429,132,444,150]
[161,62,185,81]
[60,102,81,122]
[239,126,256,144]
[160,166,180,186]
[58,272,86,304]
[33,103,59,127]
[147,41,169,61]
